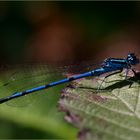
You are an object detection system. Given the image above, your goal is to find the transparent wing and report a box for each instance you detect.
[0,61,100,107]
[0,64,63,106]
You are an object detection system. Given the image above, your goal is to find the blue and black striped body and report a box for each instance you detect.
[0,53,139,104]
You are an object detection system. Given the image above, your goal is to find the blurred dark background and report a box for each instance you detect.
[0,1,140,139]
[1,1,140,64]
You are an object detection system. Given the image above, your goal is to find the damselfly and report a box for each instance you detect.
[0,53,139,105]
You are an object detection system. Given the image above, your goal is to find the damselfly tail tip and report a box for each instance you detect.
[0,97,9,104]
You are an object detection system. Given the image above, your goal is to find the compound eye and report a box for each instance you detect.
[130,57,133,61]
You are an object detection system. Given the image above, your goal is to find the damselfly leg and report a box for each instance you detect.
[97,69,123,92]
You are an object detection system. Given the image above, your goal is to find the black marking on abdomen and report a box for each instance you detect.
[69,77,76,81]
[45,84,51,88]
[22,91,27,95]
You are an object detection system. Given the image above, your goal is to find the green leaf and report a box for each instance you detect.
[59,71,140,140]
[0,86,77,139]
[0,65,78,139]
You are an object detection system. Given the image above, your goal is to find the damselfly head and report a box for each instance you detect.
[127,53,139,65]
